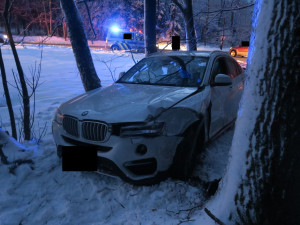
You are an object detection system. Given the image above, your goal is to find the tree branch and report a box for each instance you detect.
[194,3,254,17]
[172,0,185,13]
[204,208,225,225]
[82,0,96,40]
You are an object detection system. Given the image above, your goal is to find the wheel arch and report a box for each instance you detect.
[111,44,120,50]
[182,114,206,153]
[169,113,206,180]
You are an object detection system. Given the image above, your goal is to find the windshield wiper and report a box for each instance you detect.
[133,81,151,84]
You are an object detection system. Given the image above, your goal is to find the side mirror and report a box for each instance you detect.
[213,74,232,86]
[119,72,125,79]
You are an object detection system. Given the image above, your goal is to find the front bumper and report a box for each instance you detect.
[52,120,181,182]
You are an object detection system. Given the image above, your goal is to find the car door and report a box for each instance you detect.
[208,56,232,138]
[239,46,249,57]
[223,58,245,124]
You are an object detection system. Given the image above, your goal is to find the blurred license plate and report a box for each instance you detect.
[62,146,97,171]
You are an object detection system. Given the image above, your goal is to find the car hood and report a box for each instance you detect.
[60,83,198,123]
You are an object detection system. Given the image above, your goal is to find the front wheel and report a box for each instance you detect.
[230,50,237,57]
[170,123,205,180]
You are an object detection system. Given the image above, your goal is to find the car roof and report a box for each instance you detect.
[147,50,227,58]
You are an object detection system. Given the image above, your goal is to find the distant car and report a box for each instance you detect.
[52,51,245,183]
[0,33,8,44]
[229,41,249,57]
[106,30,144,53]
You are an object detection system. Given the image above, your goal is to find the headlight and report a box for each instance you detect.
[120,122,164,137]
[54,108,64,125]
[3,35,8,39]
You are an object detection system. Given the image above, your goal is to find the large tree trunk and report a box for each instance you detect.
[200,1,300,224]
[144,0,157,56]
[234,1,300,224]
[60,0,101,92]
[4,0,31,140]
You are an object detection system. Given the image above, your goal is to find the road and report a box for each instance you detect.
[234,56,248,69]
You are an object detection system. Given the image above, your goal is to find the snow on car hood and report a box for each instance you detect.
[59,83,198,123]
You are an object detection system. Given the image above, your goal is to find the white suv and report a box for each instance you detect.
[52,51,245,183]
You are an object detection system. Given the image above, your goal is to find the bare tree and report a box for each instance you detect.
[60,0,101,91]
[144,0,157,56]
[172,0,197,50]
[0,48,17,140]
[3,0,31,140]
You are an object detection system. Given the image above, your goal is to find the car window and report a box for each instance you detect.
[227,59,243,78]
[210,57,229,81]
[135,33,144,41]
[226,59,238,78]
[118,56,208,87]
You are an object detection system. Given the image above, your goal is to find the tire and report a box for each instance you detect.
[170,123,205,181]
[137,47,144,53]
[111,45,120,52]
[230,50,237,57]
[57,145,62,158]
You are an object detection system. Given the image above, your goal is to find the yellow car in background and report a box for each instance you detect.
[229,41,249,57]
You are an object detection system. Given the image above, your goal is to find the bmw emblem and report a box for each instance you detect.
[81,111,89,116]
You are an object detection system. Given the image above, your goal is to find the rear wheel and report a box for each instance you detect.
[170,123,205,180]
[111,45,120,52]
[230,50,237,57]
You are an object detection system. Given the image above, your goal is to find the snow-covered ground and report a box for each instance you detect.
[0,44,234,225]
[11,35,229,52]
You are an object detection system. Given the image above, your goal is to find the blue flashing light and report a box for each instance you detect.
[111,26,121,33]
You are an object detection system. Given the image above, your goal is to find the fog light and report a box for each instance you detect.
[136,144,147,155]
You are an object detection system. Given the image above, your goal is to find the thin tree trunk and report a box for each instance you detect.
[172,0,197,51]
[219,18,225,50]
[43,0,50,35]
[230,0,236,45]
[0,48,17,140]
[183,0,196,50]
[4,0,30,140]
[144,0,157,56]
[60,0,101,91]
[49,0,52,34]
[203,0,210,46]
[63,18,67,41]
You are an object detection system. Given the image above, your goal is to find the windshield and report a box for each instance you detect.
[118,56,208,87]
